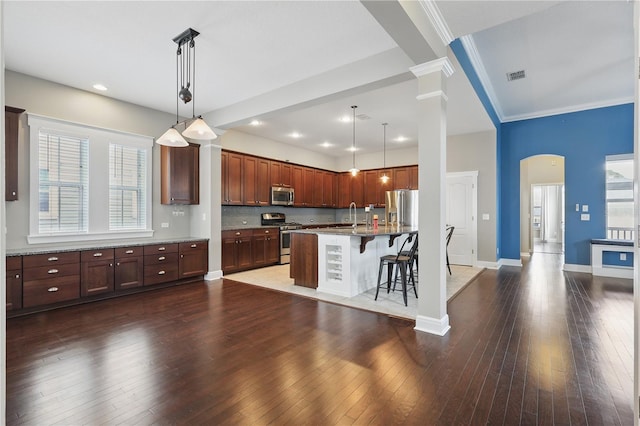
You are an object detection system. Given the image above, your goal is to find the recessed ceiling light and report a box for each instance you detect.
[339,115,352,123]
[347,146,359,152]
[320,141,333,148]
[93,83,108,91]
[249,119,261,126]
[395,136,408,142]
[290,132,302,139]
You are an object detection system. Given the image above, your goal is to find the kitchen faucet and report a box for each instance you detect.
[349,202,357,230]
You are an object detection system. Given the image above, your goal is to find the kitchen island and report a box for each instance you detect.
[290,225,417,297]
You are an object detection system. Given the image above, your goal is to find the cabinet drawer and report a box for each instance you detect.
[252,228,279,237]
[6,255,22,270]
[143,243,178,255]
[179,241,207,252]
[23,262,80,281]
[222,229,252,239]
[114,246,144,258]
[23,251,79,268]
[23,275,80,308]
[144,252,179,266]
[144,264,179,285]
[81,249,114,262]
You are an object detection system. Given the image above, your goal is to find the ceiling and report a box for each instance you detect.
[3,1,635,158]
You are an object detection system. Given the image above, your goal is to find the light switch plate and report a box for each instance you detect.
[482,214,490,221]
[582,205,589,212]
[575,204,580,211]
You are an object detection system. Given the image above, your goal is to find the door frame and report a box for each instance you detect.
[446,171,478,267]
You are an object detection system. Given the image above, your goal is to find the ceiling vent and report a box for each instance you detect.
[356,114,371,121]
[506,70,526,81]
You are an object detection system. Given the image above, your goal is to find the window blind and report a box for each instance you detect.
[38,131,88,233]
[109,144,147,230]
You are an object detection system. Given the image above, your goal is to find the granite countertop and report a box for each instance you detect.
[6,237,209,256]
[221,225,280,231]
[290,225,417,237]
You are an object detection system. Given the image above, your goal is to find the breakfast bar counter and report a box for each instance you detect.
[290,226,417,297]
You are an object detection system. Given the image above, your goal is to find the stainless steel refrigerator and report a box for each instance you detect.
[385,190,418,226]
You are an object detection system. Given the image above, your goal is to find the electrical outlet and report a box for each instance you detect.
[620,253,627,261]
[580,213,590,221]
[161,222,169,228]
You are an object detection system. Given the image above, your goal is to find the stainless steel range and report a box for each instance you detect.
[261,213,302,264]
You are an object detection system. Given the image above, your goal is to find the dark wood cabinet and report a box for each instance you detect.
[290,232,318,288]
[143,243,179,286]
[322,171,337,207]
[351,172,364,207]
[292,165,305,207]
[221,151,243,205]
[114,247,144,291]
[222,230,253,273]
[243,155,270,205]
[179,241,208,278]
[5,106,24,201]
[364,169,392,207]
[6,256,22,311]
[22,251,80,309]
[161,142,200,205]
[81,249,115,297]
[270,161,292,187]
[393,166,418,190]
[251,228,279,267]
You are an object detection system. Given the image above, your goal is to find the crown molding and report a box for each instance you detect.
[459,35,505,122]
[410,57,454,78]
[417,0,454,46]
[502,97,634,123]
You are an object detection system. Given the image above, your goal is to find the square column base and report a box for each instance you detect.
[415,314,451,336]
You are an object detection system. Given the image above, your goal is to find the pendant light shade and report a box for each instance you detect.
[380,122,390,183]
[183,117,217,140]
[157,127,189,147]
[348,105,359,176]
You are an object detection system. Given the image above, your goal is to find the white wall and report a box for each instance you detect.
[4,71,194,250]
[335,145,419,171]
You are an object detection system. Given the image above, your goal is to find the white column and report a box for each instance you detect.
[411,58,454,336]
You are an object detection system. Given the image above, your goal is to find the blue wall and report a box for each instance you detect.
[500,104,634,265]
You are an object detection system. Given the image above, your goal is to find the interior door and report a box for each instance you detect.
[446,173,477,266]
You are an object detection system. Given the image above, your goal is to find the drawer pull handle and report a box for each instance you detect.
[158,247,166,251]
[93,252,103,257]
[235,232,241,236]
[190,244,197,248]
[125,249,134,254]
[47,287,59,292]
[48,256,59,262]
[47,269,59,274]
[158,270,166,275]
[158,256,166,261]
[116,262,120,266]
[265,230,269,234]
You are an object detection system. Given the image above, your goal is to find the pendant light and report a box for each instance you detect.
[157,28,217,147]
[380,123,390,183]
[348,105,359,176]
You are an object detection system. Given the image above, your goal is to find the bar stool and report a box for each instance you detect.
[375,235,419,306]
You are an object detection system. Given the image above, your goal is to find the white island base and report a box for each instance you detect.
[316,233,410,297]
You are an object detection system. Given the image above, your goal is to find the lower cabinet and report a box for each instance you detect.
[81,249,115,297]
[22,251,80,309]
[114,247,144,291]
[6,256,22,311]
[222,228,279,274]
[7,239,208,315]
[143,243,179,286]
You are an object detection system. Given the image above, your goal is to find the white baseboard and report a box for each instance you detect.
[415,314,451,336]
[205,270,223,281]
[499,258,522,268]
[563,263,591,274]
[476,260,499,270]
[592,266,633,279]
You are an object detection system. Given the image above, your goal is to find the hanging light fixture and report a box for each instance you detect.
[349,105,359,176]
[380,123,390,183]
[157,28,217,147]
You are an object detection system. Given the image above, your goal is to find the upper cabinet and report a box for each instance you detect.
[161,142,200,205]
[270,161,292,187]
[393,166,418,190]
[242,155,270,205]
[363,169,392,207]
[5,106,25,201]
[221,151,243,205]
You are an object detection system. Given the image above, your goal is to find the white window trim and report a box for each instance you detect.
[28,114,154,244]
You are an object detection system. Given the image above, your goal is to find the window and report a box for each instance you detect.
[37,131,89,233]
[109,144,147,230]
[605,154,634,240]
[28,114,153,244]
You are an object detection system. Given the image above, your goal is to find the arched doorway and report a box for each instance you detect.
[520,155,565,256]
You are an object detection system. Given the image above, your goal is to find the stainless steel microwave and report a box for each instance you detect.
[271,186,294,206]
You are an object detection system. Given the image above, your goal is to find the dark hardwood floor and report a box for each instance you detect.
[6,252,633,424]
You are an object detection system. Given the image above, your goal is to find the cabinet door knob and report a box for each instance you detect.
[11,191,16,196]
[47,287,59,292]
[48,256,59,262]
[181,254,184,258]
[15,274,20,279]
[93,252,103,257]
[47,269,58,274]
[109,263,113,267]
[116,262,120,266]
